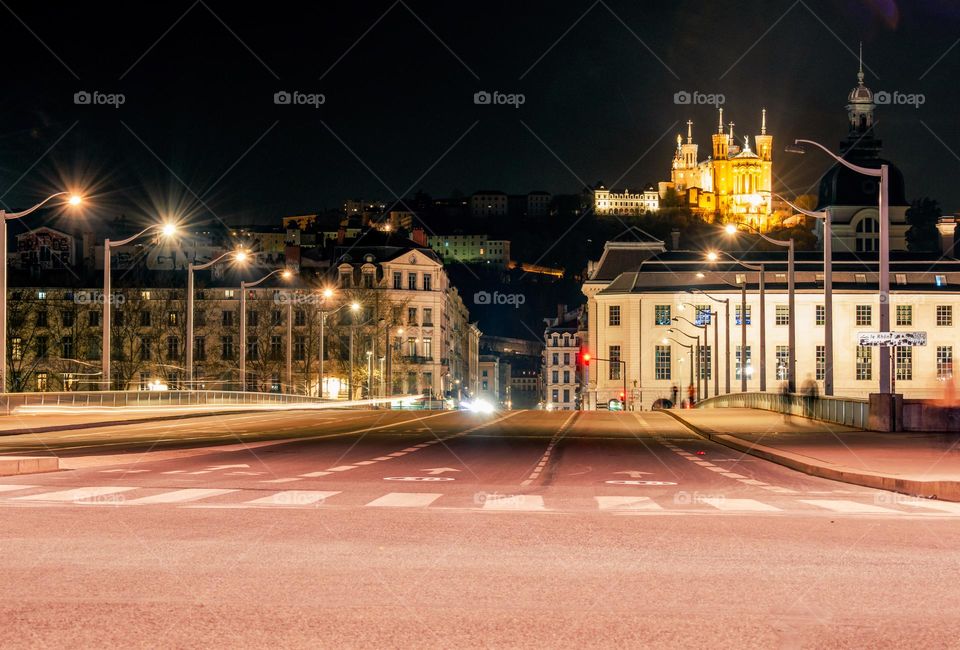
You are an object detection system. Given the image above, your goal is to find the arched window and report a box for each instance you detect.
[855,217,879,252]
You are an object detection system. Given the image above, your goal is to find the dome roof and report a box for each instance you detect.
[817,155,908,209]
[848,70,873,104]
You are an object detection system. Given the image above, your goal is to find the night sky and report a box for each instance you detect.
[3,0,960,227]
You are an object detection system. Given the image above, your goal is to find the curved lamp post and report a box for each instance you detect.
[239,268,294,392]
[688,289,730,395]
[317,293,359,398]
[788,138,890,394]
[671,317,707,401]
[725,222,795,393]
[662,336,695,400]
[0,192,82,391]
[103,222,177,390]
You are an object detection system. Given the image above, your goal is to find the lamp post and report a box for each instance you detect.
[0,192,82,392]
[103,221,177,390]
[239,268,293,392]
[775,193,834,396]
[187,249,248,387]
[663,337,695,402]
[725,223,795,393]
[590,355,627,411]
[688,289,730,394]
[670,321,705,401]
[787,138,890,394]
[674,312,709,400]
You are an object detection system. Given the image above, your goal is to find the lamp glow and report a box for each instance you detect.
[725,224,738,235]
[68,195,83,206]
[161,223,177,237]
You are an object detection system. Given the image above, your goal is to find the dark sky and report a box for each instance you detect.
[3,0,960,228]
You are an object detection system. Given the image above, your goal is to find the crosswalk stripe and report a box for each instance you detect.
[0,485,36,492]
[123,489,236,505]
[482,495,546,511]
[595,496,663,511]
[300,471,331,478]
[247,491,340,506]
[365,492,442,507]
[326,466,356,472]
[701,498,782,512]
[13,486,136,502]
[899,500,960,514]
[799,499,899,514]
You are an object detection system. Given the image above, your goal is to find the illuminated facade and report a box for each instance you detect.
[669,109,774,228]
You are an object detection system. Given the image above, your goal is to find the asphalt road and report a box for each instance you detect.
[1,409,958,648]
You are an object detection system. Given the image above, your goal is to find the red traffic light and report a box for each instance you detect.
[619,391,625,400]
[581,353,591,366]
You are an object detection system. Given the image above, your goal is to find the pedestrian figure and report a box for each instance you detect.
[780,381,791,422]
[671,384,679,408]
[687,383,696,408]
[802,374,819,418]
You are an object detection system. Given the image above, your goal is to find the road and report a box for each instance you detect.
[1,409,958,648]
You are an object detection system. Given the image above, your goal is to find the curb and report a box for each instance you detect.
[0,455,59,476]
[658,409,960,503]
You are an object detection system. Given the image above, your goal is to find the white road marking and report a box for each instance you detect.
[162,470,187,474]
[521,411,577,487]
[705,467,729,472]
[365,492,442,507]
[326,466,357,471]
[99,469,150,474]
[261,478,302,484]
[372,457,394,461]
[247,491,340,506]
[898,499,960,514]
[388,452,407,457]
[595,496,663,511]
[13,486,137,502]
[354,460,377,465]
[701,498,782,512]
[123,489,236,504]
[0,485,36,492]
[799,499,899,514]
[300,471,331,478]
[720,472,748,479]
[737,479,769,486]
[482,495,546,511]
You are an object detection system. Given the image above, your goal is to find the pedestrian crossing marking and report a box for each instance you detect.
[14,486,137,502]
[901,499,960,514]
[123,489,236,505]
[366,492,442,508]
[799,499,899,514]
[261,478,302,484]
[701,498,782,512]
[326,466,356,472]
[482,495,546,511]
[0,485,37,492]
[595,496,663,511]
[300,471,331,477]
[247,490,340,506]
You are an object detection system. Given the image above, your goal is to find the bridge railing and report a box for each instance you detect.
[695,391,868,429]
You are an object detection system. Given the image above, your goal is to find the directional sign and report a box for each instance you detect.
[857,331,927,347]
[613,471,654,478]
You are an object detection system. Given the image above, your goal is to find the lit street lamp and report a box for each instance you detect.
[787,138,890,395]
[238,268,293,392]
[662,336,695,401]
[688,289,730,395]
[186,249,249,387]
[103,221,176,389]
[670,320,705,401]
[725,222,795,393]
[0,192,82,391]
[317,295,359,398]
[675,309,711,400]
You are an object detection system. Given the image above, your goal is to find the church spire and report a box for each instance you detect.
[857,41,864,86]
[686,119,693,144]
[717,107,724,134]
[761,108,767,135]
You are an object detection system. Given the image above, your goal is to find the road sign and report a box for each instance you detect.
[857,331,927,347]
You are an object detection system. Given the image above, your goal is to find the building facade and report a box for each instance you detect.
[543,306,582,410]
[426,234,511,268]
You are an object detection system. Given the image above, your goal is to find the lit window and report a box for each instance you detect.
[937,305,953,327]
[895,347,913,381]
[856,346,872,380]
[608,305,621,327]
[776,346,789,381]
[935,275,947,287]
[816,345,825,381]
[937,346,953,380]
[654,305,671,326]
[896,305,912,327]
[654,345,671,381]
[775,305,789,326]
[895,274,907,285]
[815,305,825,326]
[856,305,872,327]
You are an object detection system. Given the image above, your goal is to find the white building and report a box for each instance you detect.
[426,234,511,268]
[471,191,508,217]
[543,306,583,410]
[592,183,660,215]
[527,191,552,217]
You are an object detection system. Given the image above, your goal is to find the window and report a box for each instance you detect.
[896,305,913,327]
[393,272,402,289]
[815,305,825,326]
[895,347,912,381]
[552,370,559,383]
[407,273,417,290]
[35,336,48,358]
[563,389,570,403]
[362,272,374,288]
[423,308,433,326]
[855,305,872,327]
[423,337,432,359]
[194,336,206,361]
[563,352,570,365]
[551,389,559,403]
[221,310,233,327]
[35,372,48,392]
[855,216,879,252]
[935,275,947,287]
[62,336,74,359]
[62,310,75,327]
[551,353,558,365]
[609,305,621,327]
[736,345,752,381]
[247,310,258,327]
[339,270,351,288]
[776,346,790,381]
[141,291,151,300]
[407,337,417,357]
[937,305,953,327]
[937,346,953,380]
[167,336,179,361]
[608,345,621,380]
[140,310,151,327]
[735,304,751,326]
[407,307,417,325]
[270,336,283,360]
[140,337,152,361]
[563,370,570,383]
[36,310,48,328]
[11,338,22,361]
[247,338,259,361]
[168,311,179,326]
[816,345,825,381]
[694,305,711,326]
[856,346,872,380]
[775,305,789,326]
[221,336,235,360]
[423,274,432,291]
[654,305,671,326]
[895,273,907,285]
[224,289,235,299]
[655,345,671,380]
[698,345,712,380]
[855,274,867,284]
[294,336,305,361]
[294,310,306,327]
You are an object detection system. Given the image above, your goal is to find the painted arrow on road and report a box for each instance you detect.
[421,468,460,475]
[614,471,654,478]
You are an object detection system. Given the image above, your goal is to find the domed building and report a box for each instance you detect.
[816,56,910,253]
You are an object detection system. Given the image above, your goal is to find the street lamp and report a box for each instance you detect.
[103,221,177,389]
[706,250,767,392]
[662,336,695,403]
[725,222,795,393]
[688,288,730,395]
[238,268,294,392]
[668,327,701,401]
[0,192,82,392]
[788,138,891,395]
[317,297,359,398]
[776,193,834,396]
[186,248,249,387]
[675,308,711,400]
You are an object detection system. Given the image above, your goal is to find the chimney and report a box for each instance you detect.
[671,229,681,250]
[411,227,428,246]
[937,216,957,258]
[336,226,346,244]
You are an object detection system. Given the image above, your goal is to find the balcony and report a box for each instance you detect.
[401,355,434,364]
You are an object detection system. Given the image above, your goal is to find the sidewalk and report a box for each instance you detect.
[664,407,960,502]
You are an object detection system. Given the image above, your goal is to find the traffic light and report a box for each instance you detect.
[619,391,626,401]
[581,352,591,366]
